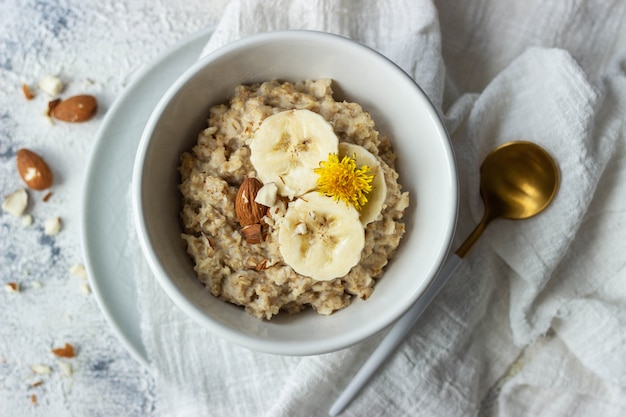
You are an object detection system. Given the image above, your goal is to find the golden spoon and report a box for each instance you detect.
[456,140,560,257]
[330,141,560,417]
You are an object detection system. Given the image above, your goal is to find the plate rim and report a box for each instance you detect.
[80,26,215,367]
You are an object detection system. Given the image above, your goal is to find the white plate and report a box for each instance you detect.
[81,27,214,367]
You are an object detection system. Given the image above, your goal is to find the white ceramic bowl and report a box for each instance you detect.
[133,30,457,356]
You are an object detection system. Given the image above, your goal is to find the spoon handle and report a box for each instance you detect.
[328,254,463,417]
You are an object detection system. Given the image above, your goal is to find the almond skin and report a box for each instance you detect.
[16,149,53,190]
[235,178,268,226]
[50,94,97,122]
[241,223,262,244]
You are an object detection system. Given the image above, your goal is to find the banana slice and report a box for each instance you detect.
[250,109,339,199]
[338,143,387,224]
[278,192,365,281]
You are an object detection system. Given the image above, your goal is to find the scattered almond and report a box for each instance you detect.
[22,84,35,100]
[44,216,62,235]
[50,94,97,122]
[2,188,28,216]
[51,343,75,358]
[16,149,53,190]
[235,178,267,226]
[4,282,19,293]
[241,223,262,244]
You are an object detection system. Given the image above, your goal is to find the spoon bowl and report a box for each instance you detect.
[480,141,560,220]
[457,141,560,257]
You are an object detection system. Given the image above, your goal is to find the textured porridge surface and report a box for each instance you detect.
[179,79,409,319]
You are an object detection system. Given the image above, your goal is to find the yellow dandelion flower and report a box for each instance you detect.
[314,153,374,209]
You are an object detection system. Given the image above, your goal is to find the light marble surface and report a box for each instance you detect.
[3,1,626,417]
[0,1,227,415]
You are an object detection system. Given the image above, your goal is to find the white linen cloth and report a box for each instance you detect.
[134,0,626,416]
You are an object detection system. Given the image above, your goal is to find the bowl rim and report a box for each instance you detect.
[132,29,458,355]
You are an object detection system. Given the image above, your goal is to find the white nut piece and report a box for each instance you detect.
[31,364,51,374]
[38,74,64,96]
[21,214,33,227]
[4,282,19,292]
[69,263,88,279]
[2,188,28,217]
[80,283,91,296]
[44,216,62,235]
[254,182,278,207]
[58,361,73,377]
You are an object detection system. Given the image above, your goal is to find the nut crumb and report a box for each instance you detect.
[51,343,75,358]
[4,282,19,293]
[30,380,43,388]
[58,361,73,377]
[30,394,37,405]
[80,283,91,296]
[42,191,53,202]
[30,364,51,374]
[22,84,35,100]
[31,281,42,289]
[2,189,28,217]
[39,74,63,96]
[44,216,62,235]
[21,214,33,227]
[69,263,88,279]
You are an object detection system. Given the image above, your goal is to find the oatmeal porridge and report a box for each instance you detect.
[179,79,409,320]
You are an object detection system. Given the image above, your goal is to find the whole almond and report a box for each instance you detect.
[50,94,97,122]
[16,149,53,190]
[235,178,268,226]
[241,223,262,244]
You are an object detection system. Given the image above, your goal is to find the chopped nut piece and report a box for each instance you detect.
[294,222,307,235]
[30,394,37,405]
[255,259,268,271]
[30,380,43,387]
[51,343,75,358]
[22,84,34,100]
[21,214,33,227]
[47,98,61,115]
[80,283,91,296]
[254,182,278,207]
[4,282,19,292]
[44,216,62,235]
[31,281,42,289]
[69,264,88,279]
[42,191,53,202]
[30,364,51,374]
[58,361,72,376]
[2,188,28,217]
[38,74,63,96]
